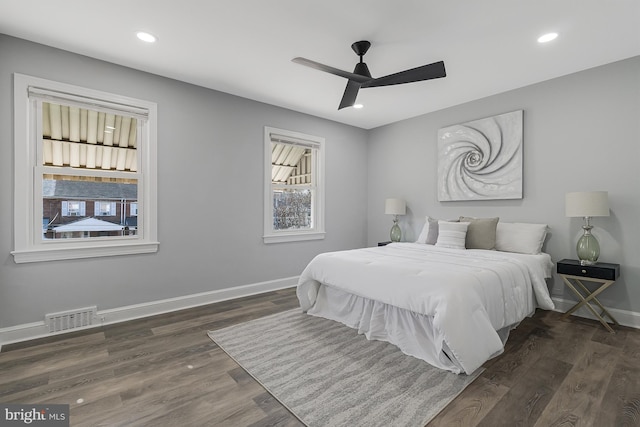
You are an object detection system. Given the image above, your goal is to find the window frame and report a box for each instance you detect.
[12,73,159,263]
[263,126,325,244]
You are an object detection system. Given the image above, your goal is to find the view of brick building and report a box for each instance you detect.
[42,178,138,239]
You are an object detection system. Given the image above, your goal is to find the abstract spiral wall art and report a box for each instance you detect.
[437,110,523,201]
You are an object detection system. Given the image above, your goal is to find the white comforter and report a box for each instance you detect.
[297,243,554,374]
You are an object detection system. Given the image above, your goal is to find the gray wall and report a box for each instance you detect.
[2,33,638,329]
[367,56,640,312]
[0,35,369,328]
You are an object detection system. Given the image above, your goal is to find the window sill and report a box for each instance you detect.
[11,241,159,263]
[263,231,325,244]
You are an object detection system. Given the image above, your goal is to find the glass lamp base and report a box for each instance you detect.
[577,228,600,265]
[390,222,402,242]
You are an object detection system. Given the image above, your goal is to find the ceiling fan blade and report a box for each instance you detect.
[338,80,361,110]
[292,57,371,84]
[362,61,446,88]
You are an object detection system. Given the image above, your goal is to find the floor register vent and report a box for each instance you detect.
[45,306,97,333]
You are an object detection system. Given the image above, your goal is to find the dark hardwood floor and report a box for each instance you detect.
[1,288,639,426]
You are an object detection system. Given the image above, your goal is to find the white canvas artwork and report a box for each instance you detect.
[437,110,523,201]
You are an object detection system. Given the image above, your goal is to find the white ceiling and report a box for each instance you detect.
[1,1,639,129]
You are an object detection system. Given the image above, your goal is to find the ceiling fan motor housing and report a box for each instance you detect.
[353,62,371,78]
[351,41,372,78]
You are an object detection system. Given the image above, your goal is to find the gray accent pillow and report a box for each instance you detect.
[458,216,499,250]
[423,216,439,244]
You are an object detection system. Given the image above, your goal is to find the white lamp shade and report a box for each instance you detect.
[385,198,406,215]
[565,191,609,217]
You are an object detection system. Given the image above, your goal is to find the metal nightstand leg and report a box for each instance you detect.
[560,275,620,333]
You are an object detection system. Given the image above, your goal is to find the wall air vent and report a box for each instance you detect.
[45,306,97,333]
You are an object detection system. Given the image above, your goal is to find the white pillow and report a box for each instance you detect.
[435,221,468,250]
[416,216,439,244]
[495,222,548,254]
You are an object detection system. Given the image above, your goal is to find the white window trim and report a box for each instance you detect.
[12,73,159,263]
[263,126,325,244]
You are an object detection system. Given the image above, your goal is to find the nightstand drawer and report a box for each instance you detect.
[557,259,619,280]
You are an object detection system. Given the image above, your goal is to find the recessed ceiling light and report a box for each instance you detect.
[136,31,157,43]
[353,104,364,109]
[537,32,558,43]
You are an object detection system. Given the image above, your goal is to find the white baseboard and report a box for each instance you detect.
[0,276,299,349]
[3,286,635,350]
[552,296,640,329]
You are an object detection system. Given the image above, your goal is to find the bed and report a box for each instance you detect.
[296,219,555,375]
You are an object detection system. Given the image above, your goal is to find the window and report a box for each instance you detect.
[95,201,116,216]
[12,74,158,263]
[263,126,325,243]
[62,201,86,216]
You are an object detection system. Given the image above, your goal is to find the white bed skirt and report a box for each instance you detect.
[307,284,512,374]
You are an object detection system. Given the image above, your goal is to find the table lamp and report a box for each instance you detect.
[565,191,609,265]
[385,198,406,242]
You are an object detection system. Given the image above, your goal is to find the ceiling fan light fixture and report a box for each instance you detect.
[537,32,558,43]
[136,31,157,43]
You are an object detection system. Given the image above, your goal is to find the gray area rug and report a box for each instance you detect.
[208,309,481,427]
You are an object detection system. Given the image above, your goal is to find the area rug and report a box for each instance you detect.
[207,309,481,427]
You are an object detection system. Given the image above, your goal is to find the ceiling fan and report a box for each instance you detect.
[292,40,446,110]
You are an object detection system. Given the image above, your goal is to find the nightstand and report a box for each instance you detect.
[557,259,620,333]
[377,241,392,246]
